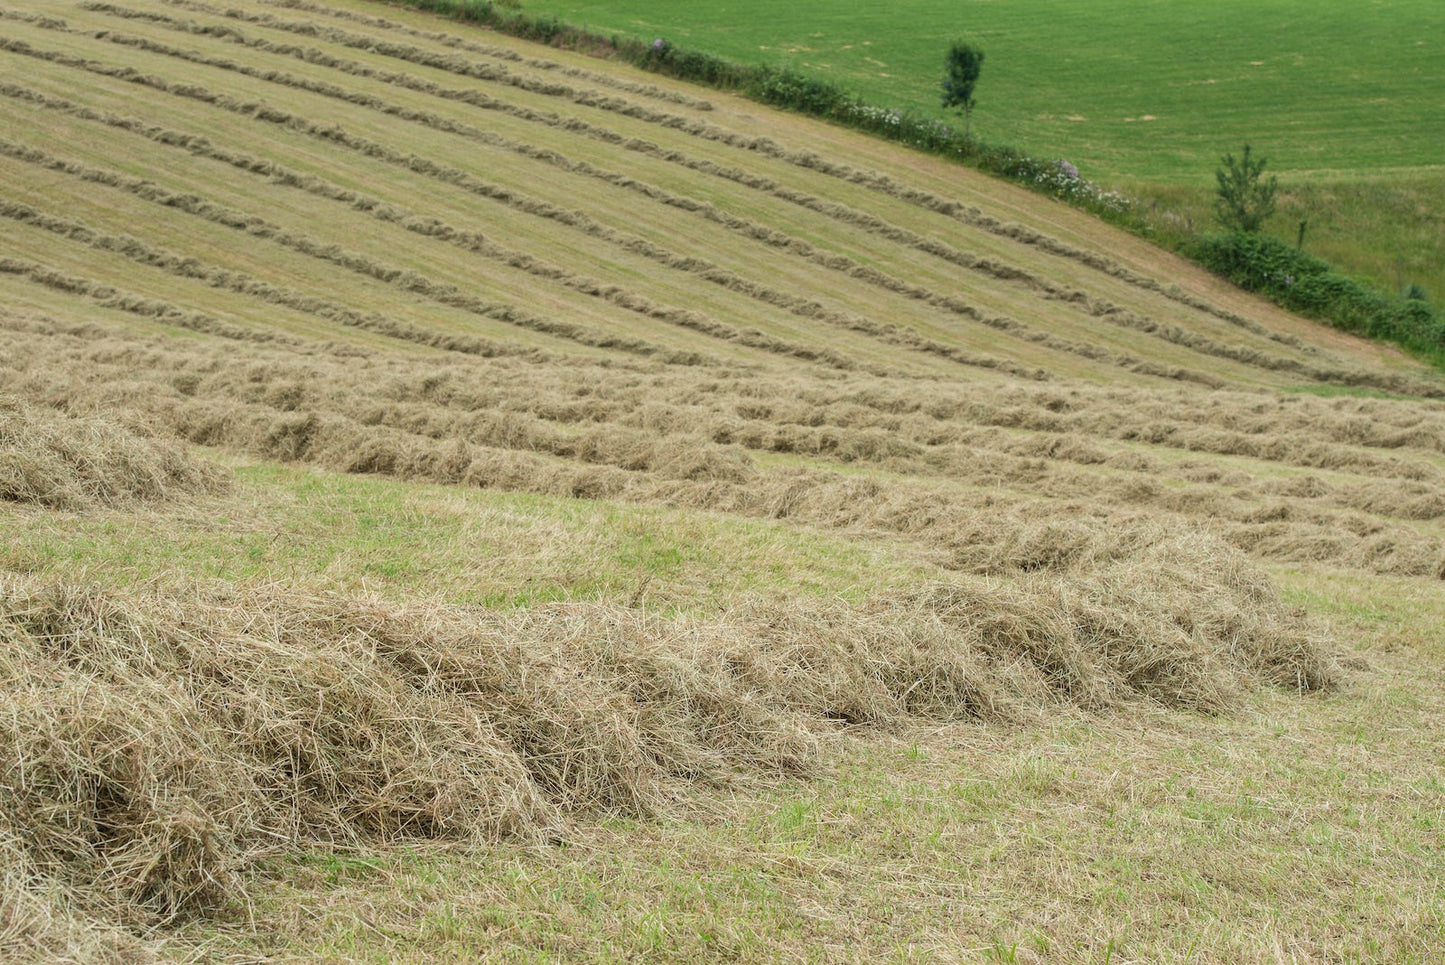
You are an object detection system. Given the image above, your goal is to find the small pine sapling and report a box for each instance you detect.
[1214,144,1278,233]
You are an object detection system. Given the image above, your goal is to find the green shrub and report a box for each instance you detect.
[1188,232,1445,359]
[1186,232,1326,292]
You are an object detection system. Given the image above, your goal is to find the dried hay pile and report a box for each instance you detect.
[0,397,230,509]
[6,320,1443,580]
[0,526,1334,952]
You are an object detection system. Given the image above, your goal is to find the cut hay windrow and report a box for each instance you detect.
[0,823,164,964]
[14,303,1421,540]
[0,190,713,367]
[17,91,1039,377]
[162,350,1445,513]
[221,0,720,111]
[7,15,1441,396]
[5,315,1441,578]
[160,0,1344,343]
[66,405,1445,579]
[0,397,230,509]
[0,255,302,346]
[0,339,1229,501]
[0,533,1331,925]
[0,92,557,362]
[66,0,1445,392]
[1,49,875,371]
[2,4,1442,959]
[0,255,534,361]
[60,11,1168,314]
[6,302,1435,499]
[0,36,1019,375]
[145,0,710,111]
[0,134,898,375]
[10,5,1349,390]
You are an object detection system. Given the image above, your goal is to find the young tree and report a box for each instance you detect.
[1214,144,1278,233]
[941,41,984,137]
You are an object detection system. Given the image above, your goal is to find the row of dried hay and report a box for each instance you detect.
[0,396,230,510]
[1,527,1334,948]
[9,317,1441,485]
[5,319,1441,580]
[122,0,1443,398]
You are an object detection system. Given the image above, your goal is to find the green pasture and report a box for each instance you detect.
[505,0,1445,301]
[509,0,1442,181]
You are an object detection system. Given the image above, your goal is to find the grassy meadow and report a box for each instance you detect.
[1,0,1444,961]
[511,0,1445,305]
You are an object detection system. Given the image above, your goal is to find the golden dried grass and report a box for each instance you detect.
[11,3,1435,393]
[0,396,230,509]
[0,522,1333,935]
[5,311,1440,580]
[0,4,1435,958]
[0,823,163,965]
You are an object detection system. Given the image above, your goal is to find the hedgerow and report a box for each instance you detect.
[1186,232,1445,364]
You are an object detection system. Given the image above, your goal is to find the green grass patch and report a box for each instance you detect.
[1280,384,1422,402]
[501,0,1443,181]
[0,457,935,612]
[1133,175,1445,312]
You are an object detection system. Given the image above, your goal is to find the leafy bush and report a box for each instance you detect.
[1188,232,1445,359]
[752,68,850,115]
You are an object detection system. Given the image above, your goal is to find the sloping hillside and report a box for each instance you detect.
[2,1,1443,961]
[3,0,1442,578]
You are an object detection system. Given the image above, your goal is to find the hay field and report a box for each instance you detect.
[1,1,1443,961]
